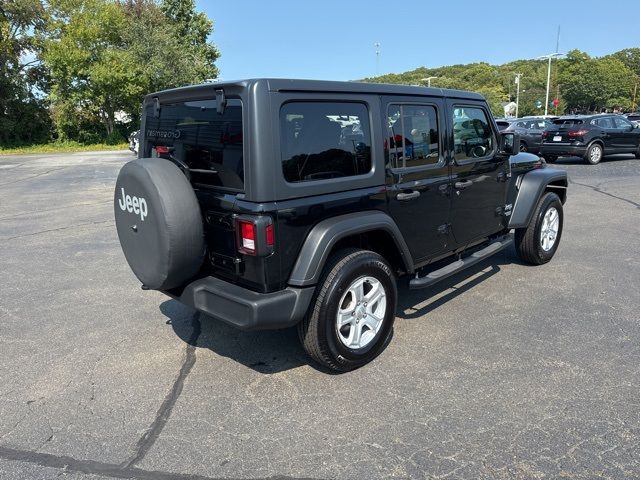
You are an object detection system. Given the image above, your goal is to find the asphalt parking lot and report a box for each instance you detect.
[0,151,639,480]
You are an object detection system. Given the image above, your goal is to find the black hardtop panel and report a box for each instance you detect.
[144,78,485,102]
[144,80,250,103]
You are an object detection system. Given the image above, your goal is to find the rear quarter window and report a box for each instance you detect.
[553,119,583,126]
[280,102,372,183]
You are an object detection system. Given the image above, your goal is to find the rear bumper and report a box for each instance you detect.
[539,143,587,157]
[164,277,315,330]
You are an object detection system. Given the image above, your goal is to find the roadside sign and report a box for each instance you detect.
[535,100,543,109]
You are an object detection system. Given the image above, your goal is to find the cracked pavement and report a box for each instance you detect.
[0,151,639,479]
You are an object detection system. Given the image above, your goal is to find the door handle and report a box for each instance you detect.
[396,190,420,201]
[454,180,473,190]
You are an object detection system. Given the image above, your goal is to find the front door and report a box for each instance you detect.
[611,116,640,152]
[447,101,508,247]
[384,97,453,264]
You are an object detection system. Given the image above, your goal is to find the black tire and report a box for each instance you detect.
[515,192,563,265]
[519,141,528,152]
[545,155,557,163]
[298,249,397,372]
[635,146,640,159]
[584,142,604,165]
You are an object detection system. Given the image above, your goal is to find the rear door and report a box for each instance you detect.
[592,117,617,150]
[383,96,453,263]
[447,101,508,246]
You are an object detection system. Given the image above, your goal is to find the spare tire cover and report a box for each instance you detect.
[114,158,205,290]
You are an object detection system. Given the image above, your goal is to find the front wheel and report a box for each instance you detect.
[544,155,557,163]
[515,192,563,265]
[584,143,603,165]
[298,249,397,372]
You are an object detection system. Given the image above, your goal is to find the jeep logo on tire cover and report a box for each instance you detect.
[118,187,148,221]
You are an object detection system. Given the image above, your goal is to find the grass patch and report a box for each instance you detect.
[0,141,129,155]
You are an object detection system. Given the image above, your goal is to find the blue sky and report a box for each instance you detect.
[197,0,639,81]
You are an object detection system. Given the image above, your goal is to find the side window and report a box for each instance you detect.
[387,104,440,168]
[452,107,495,161]
[613,116,632,129]
[280,102,372,183]
[594,117,614,129]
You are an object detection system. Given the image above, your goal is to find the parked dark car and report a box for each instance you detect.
[540,114,640,164]
[503,118,554,153]
[495,119,513,132]
[626,112,640,126]
[128,130,139,155]
[114,79,568,371]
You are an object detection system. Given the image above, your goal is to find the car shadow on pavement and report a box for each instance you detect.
[160,299,311,374]
[161,248,523,374]
[396,248,520,321]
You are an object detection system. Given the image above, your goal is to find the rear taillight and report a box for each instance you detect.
[155,145,170,154]
[237,220,256,254]
[568,129,588,138]
[235,217,274,256]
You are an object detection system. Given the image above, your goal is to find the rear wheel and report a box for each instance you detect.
[515,192,563,265]
[584,143,603,165]
[298,249,397,372]
[519,141,528,152]
[545,155,557,163]
[635,146,640,159]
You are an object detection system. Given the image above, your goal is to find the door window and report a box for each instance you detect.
[452,107,495,161]
[613,116,633,129]
[387,104,440,168]
[592,117,614,129]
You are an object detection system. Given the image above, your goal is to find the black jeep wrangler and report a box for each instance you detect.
[114,79,568,372]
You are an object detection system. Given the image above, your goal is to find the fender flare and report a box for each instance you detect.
[509,168,568,229]
[288,211,414,287]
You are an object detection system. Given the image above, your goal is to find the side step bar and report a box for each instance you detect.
[409,236,513,289]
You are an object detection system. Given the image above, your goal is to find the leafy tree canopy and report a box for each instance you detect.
[364,48,639,116]
[41,0,219,141]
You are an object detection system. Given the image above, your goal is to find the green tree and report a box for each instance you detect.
[160,0,219,81]
[0,0,51,146]
[559,50,635,112]
[42,0,219,141]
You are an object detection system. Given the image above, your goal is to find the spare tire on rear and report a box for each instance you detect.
[114,158,205,290]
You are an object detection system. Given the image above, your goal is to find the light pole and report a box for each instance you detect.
[537,52,564,116]
[421,76,437,87]
[374,42,381,76]
[514,73,522,118]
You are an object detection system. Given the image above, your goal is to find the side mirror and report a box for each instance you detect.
[499,132,520,155]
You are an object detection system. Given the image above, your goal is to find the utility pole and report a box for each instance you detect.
[374,42,380,76]
[633,78,639,112]
[537,52,564,116]
[421,76,437,87]
[514,73,522,118]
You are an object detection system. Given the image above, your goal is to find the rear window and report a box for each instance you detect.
[553,119,583,126]
[143,98,244,191]
[280,102,372,183]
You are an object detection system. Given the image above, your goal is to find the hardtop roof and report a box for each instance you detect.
[145,78,485,102]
